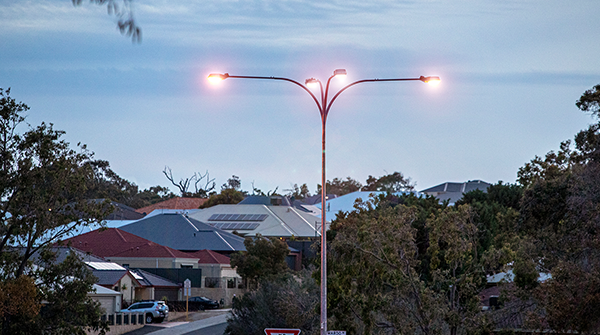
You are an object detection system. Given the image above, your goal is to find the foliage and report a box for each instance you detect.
[225,269,319,335]
[576,84,600,118]
[230,234,290,285]
[363,171,415,192]
[327,195,489,335]
[511,83,600,334]
[72,0,141,42]
[222,175,242,191]
[199,188,245,208]
[318,177,362,196]
[0,88,108,334]
[457,182,522,263]
[83,159,175,209]
[284,183,311,200]
[135,185,176,206]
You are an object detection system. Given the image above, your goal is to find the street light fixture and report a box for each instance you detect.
[207,69,440,335]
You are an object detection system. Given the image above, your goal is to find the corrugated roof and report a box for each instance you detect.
[135,197,207,215]
[189,204,323,238]
[92,270,128,286]
[86,262,126,270]
[119,213,246,252]
[130,269,179,288]
[420,180,492,204]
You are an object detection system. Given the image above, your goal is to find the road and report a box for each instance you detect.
[182,323,227,335]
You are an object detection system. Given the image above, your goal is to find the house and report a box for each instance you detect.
[118,213,246,254]
[188,195,324,239]
[88,284,122,314]
[129,269,180,302]
[62,227,244,302]
[63,228,211,269]
[420,180,492,205]
[184,249,243,303]
[86,261,141,304]
[135,197,207,216]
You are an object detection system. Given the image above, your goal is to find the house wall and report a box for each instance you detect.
[135,287,154,301]
[155,288,179,302]
[221,267,238,278]
[115,276,135,303]
[92,295,121,314]
[107,257,200,269]
[199,264,222,277]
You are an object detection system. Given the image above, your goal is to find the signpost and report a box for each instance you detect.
[264,328,301,335]
[184,279,191,321]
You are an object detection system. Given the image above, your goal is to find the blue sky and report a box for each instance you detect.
[1,0,598,195]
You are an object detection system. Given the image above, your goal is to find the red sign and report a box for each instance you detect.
[264,328,301,335]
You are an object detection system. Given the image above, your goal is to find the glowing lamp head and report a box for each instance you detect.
[420,76,441,86]
[208,73,229,84]
[305,78,320,88]
[333,69,347,77]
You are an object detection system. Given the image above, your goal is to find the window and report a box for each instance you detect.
[205,277,220,288]
[227,278,236,289]
[181,265,193,269]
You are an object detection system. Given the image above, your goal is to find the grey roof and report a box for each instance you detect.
[302,194,338,205]
[130,269,179,288]
[420,180,492,204]
[240,196,291,206]
[188,203,323,238]
[119,213,246,252]
[30,246,106,265]
[92,270,127,286]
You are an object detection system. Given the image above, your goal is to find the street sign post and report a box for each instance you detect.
[264,328,301,335]
[184,278,191,321]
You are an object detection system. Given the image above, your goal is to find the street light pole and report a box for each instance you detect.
[208,70,440,335]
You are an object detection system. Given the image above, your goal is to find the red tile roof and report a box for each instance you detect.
[135,197,207,215]
[63,228,198,259]
[185,249,231,265]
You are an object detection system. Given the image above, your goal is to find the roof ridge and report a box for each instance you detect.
[114,228,128,242]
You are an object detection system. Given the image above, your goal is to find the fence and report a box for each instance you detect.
[86,313,145,335]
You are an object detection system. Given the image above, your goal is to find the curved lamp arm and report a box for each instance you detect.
[325,76,439,114]
[208,73,323,113]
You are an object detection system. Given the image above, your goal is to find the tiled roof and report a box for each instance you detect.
[63,228,198,259]
[185,249,231,265]
[135,197,207,215]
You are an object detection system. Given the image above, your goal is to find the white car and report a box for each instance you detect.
[120,301,169,323]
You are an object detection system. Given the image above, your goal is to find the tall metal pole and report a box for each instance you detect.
[320,111,327,335]
[207,71,439,335]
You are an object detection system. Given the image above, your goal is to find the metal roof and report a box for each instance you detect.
[188,204,323,238]
[118,213,246,252]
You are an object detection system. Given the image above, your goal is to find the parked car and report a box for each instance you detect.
[188,296,219,310]
[120,301,169,323]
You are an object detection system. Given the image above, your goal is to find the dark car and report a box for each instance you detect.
[188,296,219,310]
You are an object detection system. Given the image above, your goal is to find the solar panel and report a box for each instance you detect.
[208,214,268,222]
[212,222,259,230]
